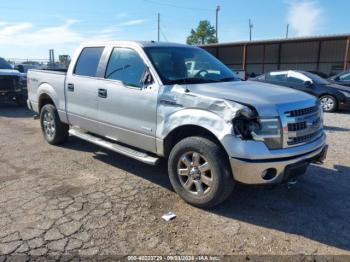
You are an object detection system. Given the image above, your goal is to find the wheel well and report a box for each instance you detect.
[163,125,227,157]
[38,94,55,112]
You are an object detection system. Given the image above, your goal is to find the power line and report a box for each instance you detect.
[160,27,168,42]
[158,13,160,42]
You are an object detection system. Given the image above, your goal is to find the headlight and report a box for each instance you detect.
[232,108,282,149]
[339,90,350,98]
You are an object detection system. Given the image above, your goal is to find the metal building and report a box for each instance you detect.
[201,34,350,77]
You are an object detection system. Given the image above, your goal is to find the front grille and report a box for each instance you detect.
[288,122,307,131]
[286,105,318,117]
[0,76,19,92]
[283,104,323,147]
[287,130,322,146]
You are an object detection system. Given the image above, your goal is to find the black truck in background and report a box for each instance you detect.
[0,58,27,106]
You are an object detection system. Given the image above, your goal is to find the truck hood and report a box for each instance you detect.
[0,69,21,76]
[186,80,317,117]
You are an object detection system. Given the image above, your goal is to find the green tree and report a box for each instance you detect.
[186,20,218,45]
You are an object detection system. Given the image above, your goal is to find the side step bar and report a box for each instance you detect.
[69,128,160,165]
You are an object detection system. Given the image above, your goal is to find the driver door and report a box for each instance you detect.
[97,46,158,153]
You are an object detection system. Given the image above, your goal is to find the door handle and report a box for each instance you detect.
[98,88,107,98]
[67,83,74,92]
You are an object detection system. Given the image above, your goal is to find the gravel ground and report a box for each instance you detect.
[0,103,350,260]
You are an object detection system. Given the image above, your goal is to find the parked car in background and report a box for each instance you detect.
[27,41,327,208]
[308,71,329,79]
[328,70,350,87]
[0,57,27,106]
[253,70,350,112]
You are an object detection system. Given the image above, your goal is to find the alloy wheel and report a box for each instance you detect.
[177,151,213,196]
[42,111,56,139]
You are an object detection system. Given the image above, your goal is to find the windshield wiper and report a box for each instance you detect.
[165,78,218,85]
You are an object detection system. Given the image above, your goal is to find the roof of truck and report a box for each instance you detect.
[80,40,193,48]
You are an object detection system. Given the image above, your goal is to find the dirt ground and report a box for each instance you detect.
[0,103,350,260]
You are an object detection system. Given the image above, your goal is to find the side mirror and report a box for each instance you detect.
[140,66,153,87]
[304,80,313,87]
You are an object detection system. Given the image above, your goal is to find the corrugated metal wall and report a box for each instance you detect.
[202,36,350,77]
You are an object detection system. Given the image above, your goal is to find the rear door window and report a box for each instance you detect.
[74,47,104,77]
[287,76,305,84]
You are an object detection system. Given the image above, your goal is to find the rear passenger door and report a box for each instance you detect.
[65,47,105,134]
[97,46,158,153]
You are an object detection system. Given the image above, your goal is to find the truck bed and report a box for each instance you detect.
[27,69,67,115]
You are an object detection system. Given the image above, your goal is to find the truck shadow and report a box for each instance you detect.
[63,136,350,251]
[0,103,34,118]
[212,164,350,251]
[63,136,172,190]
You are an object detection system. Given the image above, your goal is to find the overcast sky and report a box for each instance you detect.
[0,0,349,59]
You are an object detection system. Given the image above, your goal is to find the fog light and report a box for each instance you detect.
[261,168,277,180]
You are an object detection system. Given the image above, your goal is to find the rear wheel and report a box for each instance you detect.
[168,136,234,208]
[320,95,337,112]
[40,104,69,145]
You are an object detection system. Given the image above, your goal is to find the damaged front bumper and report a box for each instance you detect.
[229,143,328,185]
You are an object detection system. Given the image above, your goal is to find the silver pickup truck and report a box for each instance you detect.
[27,41,327,208]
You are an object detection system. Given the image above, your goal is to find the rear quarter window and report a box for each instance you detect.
[74,47,104,77]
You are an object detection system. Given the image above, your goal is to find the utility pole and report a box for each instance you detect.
[49,49,52,64]
[157,13,160,42]
[249,19,253,41]
[286,24,289,38]
[215,5,220,42]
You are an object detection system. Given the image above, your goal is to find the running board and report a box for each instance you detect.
[69,128,160,165]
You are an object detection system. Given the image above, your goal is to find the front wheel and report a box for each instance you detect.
[40,104,69,145]
[168,136,234,208]
[320,95,337,112]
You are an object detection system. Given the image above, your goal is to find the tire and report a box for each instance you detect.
[168,136,234,208]
[40,104,69,145]
[319,95,337,112]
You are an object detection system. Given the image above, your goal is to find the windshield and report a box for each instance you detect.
[303,71,330,85]
[144,46,240,85]
[0,58,12,70]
